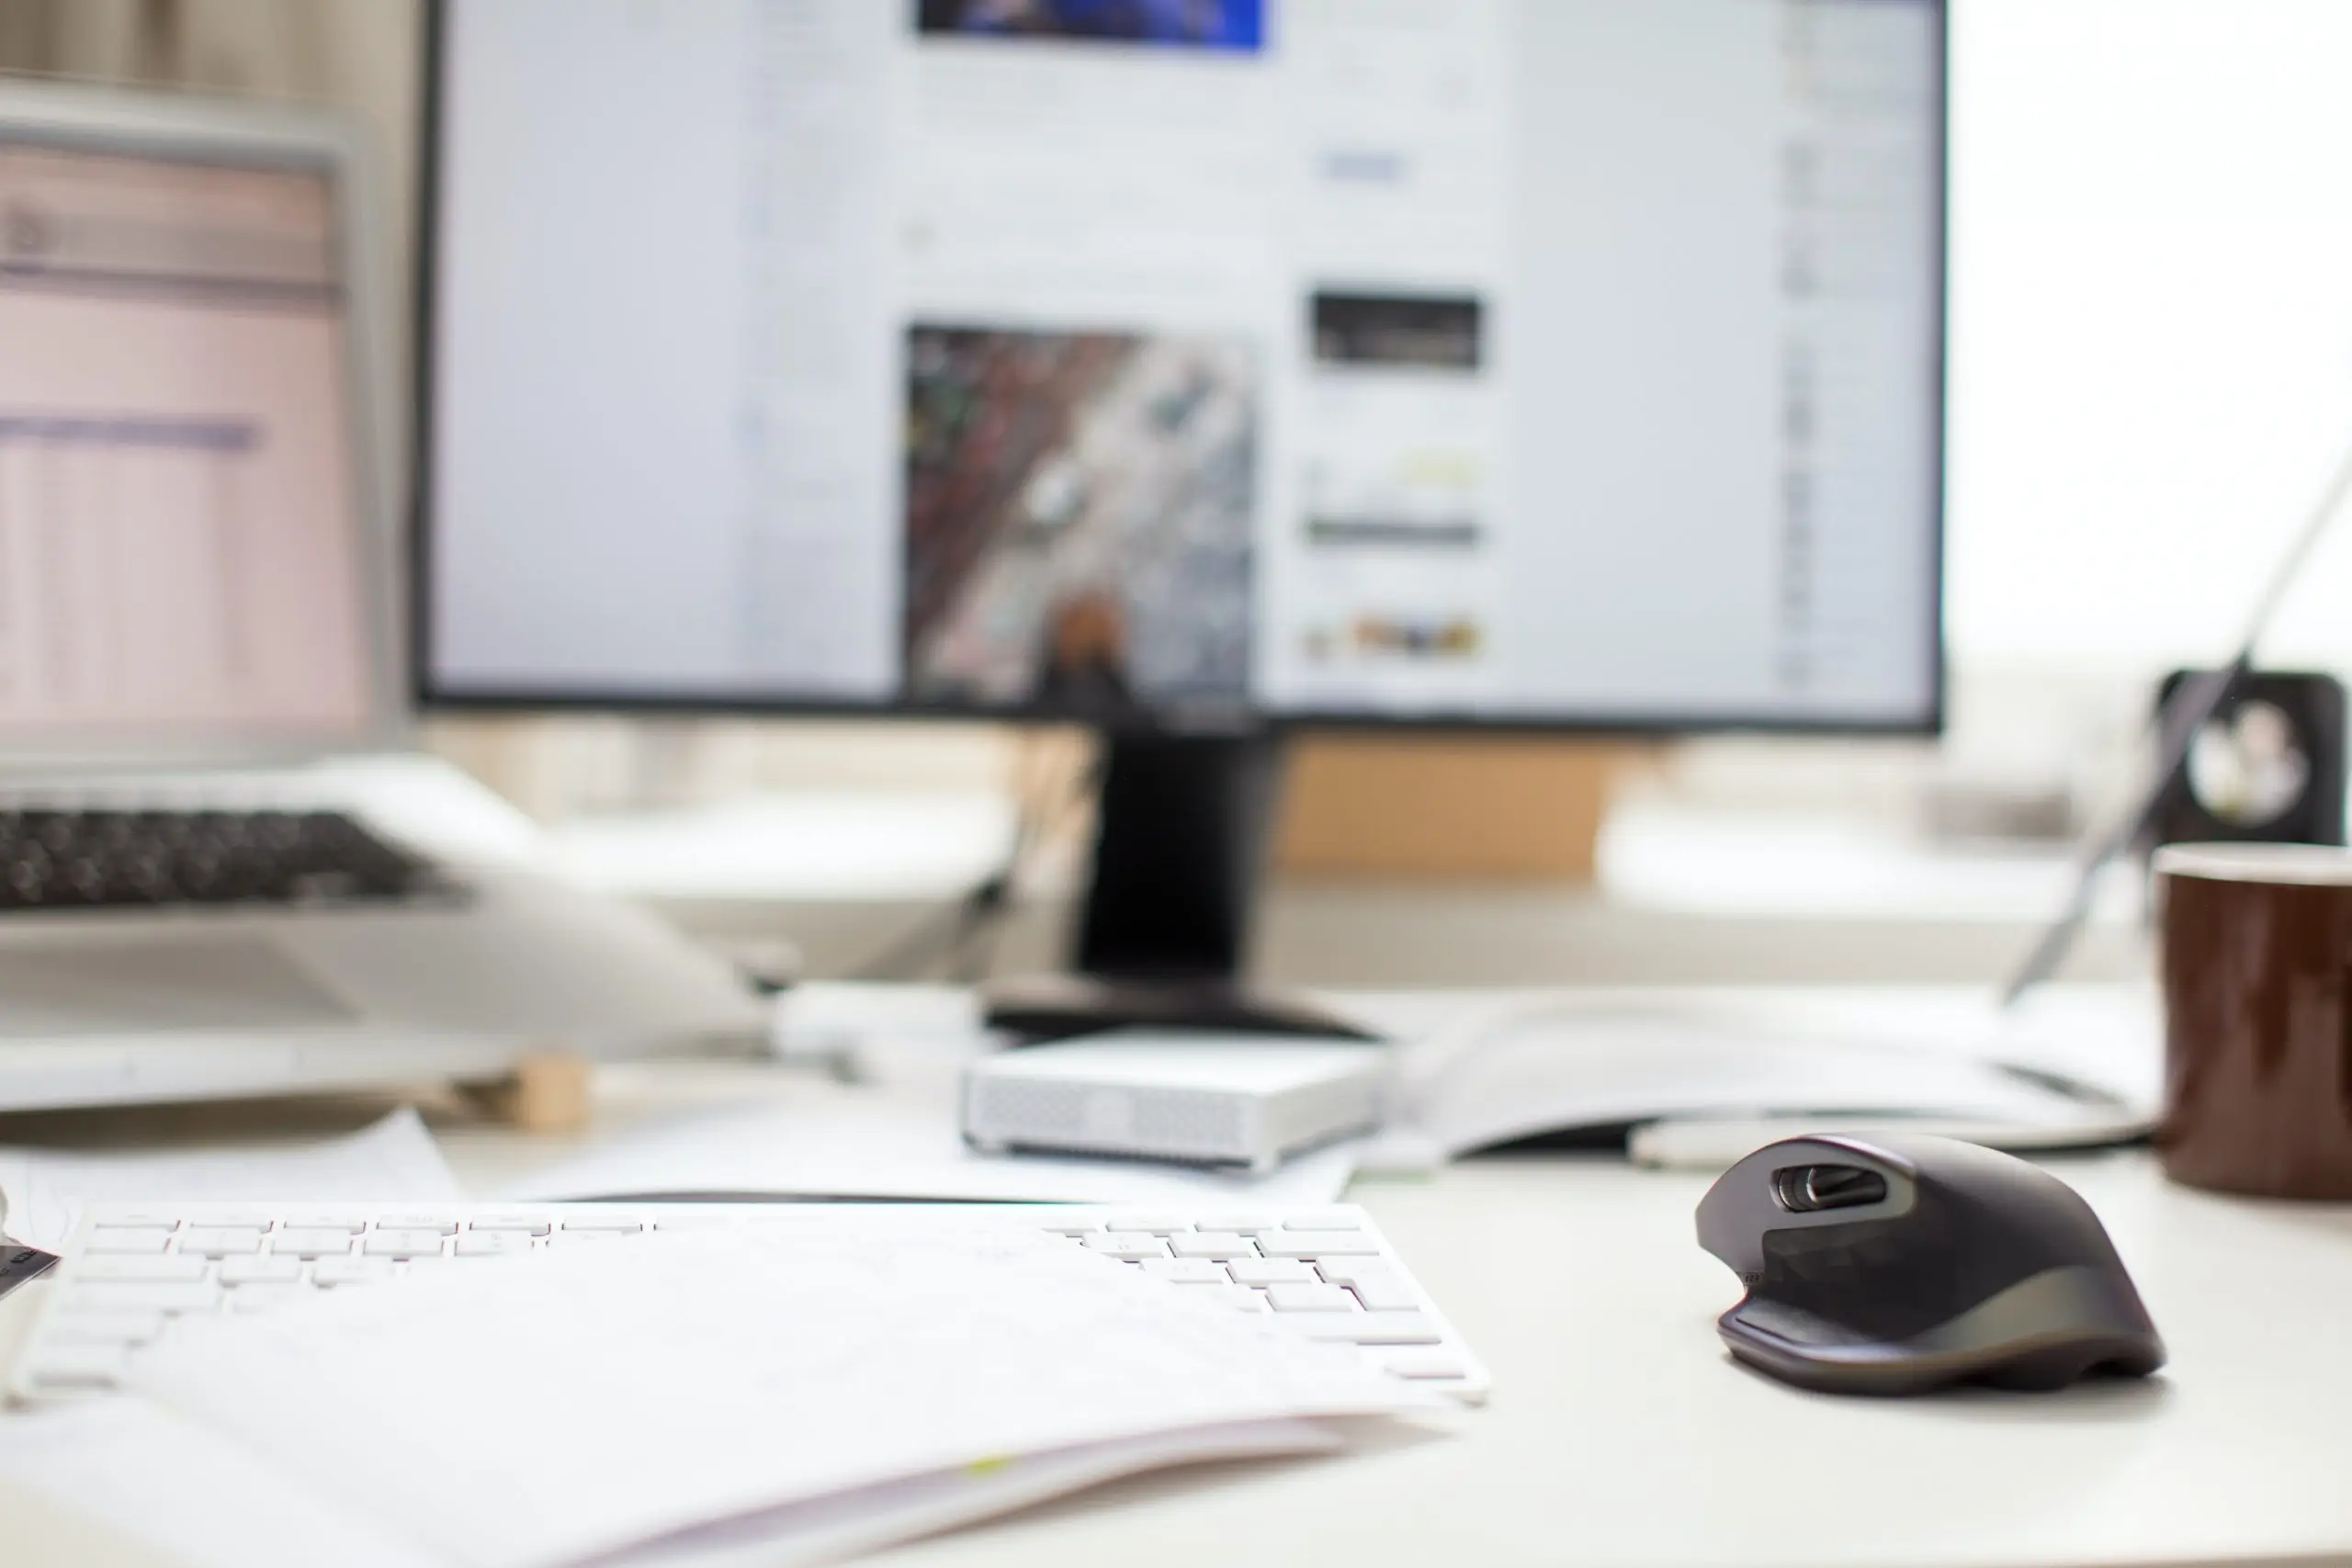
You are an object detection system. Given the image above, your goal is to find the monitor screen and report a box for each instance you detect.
[0,136,377,743]
[422,0,1943,730]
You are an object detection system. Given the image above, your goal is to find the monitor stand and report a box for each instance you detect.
[981,733,1378,1043]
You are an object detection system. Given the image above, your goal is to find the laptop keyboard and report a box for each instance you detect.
[0,809,443,911]
[7,1201,1491,1405]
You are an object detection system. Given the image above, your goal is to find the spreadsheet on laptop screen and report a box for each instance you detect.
[0,141,374,741]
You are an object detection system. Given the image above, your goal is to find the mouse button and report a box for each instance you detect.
[1725,1295,1879,1350]
[1754,1216,1978,1344]
[1923,1171,2125,1277]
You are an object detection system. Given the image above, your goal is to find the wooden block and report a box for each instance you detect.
[473,1050,594,1134]
[1272,737,1646,882]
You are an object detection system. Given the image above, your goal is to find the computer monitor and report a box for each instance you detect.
[416,0,1946,1028]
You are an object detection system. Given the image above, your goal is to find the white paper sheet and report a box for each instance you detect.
[0,1399,441,1568]
[0,1108,459,1252]
[609,1417,1343,1568]
[129,1218,1430,1568]
[0,1398,1340,1568]
[500,1097,1361,1207]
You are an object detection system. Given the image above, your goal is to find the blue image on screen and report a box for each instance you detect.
[917,0,1266,51]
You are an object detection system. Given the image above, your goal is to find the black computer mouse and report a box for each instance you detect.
[1694,1134,2165,1395]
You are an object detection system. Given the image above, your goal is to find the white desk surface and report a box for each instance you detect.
[865,1150,2352,1568]
[5,1053,2350,1567]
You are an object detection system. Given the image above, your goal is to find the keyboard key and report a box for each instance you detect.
[1190,1214,1279,1234]
[557,1216,649,1234]
[1080,1233,1167,1261]
[1227,1259,1318,1287]
[1040,1222,1102,1237]
[161,1206,277,1228]
[1278,1212,1364,1231]
[370,1215,458,1235]
[74,1255,209,1283]
[178,1227,266,1257]
[271,1228,356,1258]
[1295,1310,1441,1346]
[455,1233,535,1258]
[1259,1232,1382,1259]
[84,1228,175,1255]
[1167,1232,1257,1260]
[25,1347,126,1392]
[1265,1283,1356,1313]
[1381,1350,1474,1382]
[220,1256,304,1285]
[276,1215,371,1234]
[545,1230,628,1247]
[463,1214,552,1235]
[312,1257,395,1287]
[1311,1258,1386,1286]
[1104,1214,1193,1235]
[1349,1279,1419,1312]
[362,1230,447,1258]
[1317,1263,1418,1311]
[67,1280,220,1314]
[1138,1258,1228,1284]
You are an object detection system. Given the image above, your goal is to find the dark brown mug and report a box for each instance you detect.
[2157,842,2352,1198]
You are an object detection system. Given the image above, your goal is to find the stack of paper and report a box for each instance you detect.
[4,1219,1436,1567]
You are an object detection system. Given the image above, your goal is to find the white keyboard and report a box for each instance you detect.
[6,1201,1489,1405]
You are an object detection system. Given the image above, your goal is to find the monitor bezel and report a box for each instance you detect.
[409,0,1948,741]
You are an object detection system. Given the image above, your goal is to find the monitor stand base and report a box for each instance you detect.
[981,973,1378,1044]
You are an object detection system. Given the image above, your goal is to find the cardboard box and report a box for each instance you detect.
[1273,736,1643,882]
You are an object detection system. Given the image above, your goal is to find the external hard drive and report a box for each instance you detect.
[960,1032,1390,1172]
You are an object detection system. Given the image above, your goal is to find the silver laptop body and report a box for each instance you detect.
[0,78,765,1111]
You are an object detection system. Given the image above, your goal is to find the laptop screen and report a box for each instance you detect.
[0,139,375,745]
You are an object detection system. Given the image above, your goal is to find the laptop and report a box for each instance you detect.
[0,78,767,1111]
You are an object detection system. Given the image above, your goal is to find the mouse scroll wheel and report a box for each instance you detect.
[1770,1164,1889,1213]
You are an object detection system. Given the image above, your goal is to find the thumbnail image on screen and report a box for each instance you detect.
[903,325,1258,716]
[914,0,1264,51]
[1311,291,1484,372]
